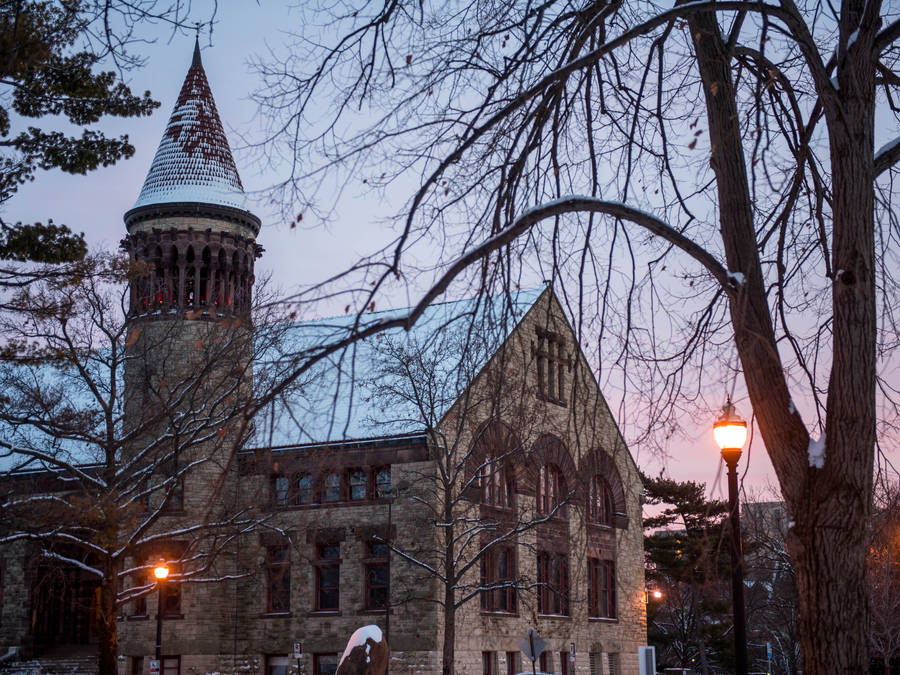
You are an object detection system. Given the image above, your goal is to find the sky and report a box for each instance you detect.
[3,3,823,502]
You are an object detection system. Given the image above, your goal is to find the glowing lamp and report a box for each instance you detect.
[713,401,747,452]
[153,560,169,580]
[652,590,663,600]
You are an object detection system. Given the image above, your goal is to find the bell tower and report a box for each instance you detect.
[120,39,261,514]
[124,38,262,318]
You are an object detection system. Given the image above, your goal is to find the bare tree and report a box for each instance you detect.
[0,251,284,675]
[251,0,900,669]
[362,304,574,675]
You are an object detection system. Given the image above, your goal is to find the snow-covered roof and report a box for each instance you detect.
[132,40,248,211]
[0,288,546,472]
[252,287,545,449]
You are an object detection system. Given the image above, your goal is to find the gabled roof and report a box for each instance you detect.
[132,39,248,211]
[251,287,547,449]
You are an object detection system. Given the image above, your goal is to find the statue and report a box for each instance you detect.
[336,625,389,675]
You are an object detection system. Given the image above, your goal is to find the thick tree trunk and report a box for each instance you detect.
[98,558,119,675]
[442,583,456,675]
[688,2,878,672]
[789,2,877,670]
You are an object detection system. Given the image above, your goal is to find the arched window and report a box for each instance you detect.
[322,472,341,502]
[537,464,565,515]
[589,475,614,526]
[296,473,313,505]
[479,457,514,508]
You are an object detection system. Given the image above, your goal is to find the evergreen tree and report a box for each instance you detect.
[642,473,734,674]
[0,1,206,265]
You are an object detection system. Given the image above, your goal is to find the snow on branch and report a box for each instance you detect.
[875,136,900,177]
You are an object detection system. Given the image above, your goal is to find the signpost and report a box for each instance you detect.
[569,643,575,672]
[149,659,160,675]
[519,628,547,675]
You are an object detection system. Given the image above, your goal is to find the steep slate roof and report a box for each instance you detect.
[251,287,546,449]
[132,40,247,210]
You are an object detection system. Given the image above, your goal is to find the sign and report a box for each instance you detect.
[518,628,547,663]
[766,642,773,659]
[293,641,302,659]
[149,660,160,675]
[569,642,576,668]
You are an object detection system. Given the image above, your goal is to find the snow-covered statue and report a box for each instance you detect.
[336,625,389,675]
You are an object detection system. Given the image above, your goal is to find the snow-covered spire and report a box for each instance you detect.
[131,39,247,212]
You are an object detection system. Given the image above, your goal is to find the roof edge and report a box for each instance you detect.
[124,201,261,235]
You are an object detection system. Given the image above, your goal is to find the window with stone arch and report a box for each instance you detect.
[537,464,565,515]
[470,420,520,509]
[479,456,514,508]
[579,448,628,530]
[589,475,614,526]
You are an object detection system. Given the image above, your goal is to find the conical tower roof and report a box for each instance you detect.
[132,40,248,212]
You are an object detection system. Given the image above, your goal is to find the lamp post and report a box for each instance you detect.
[153,560,169,663]
[713,401,749,675]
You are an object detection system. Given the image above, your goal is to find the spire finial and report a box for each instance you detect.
[192,26,202,67]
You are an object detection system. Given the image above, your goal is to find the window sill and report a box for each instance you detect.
[271,498,391,511]
[588,616,618,623]
[157,614,184,620]
[537,613,571,620]
[308,609,342,617]
[261,611,293,618]
[358,608,388,615]
[126,615,149,622]
[481,610,519,617]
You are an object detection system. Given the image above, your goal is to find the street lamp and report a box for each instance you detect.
[153,559,169,663]
[713,400,749,675]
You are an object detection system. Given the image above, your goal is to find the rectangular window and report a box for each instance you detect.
[322,472,342,502]
[160,563,181,617]
[348,468,368,500]
[131,562,147,616]
[505,652,519,675]
[482,652,496,675]
[537,550,568,616]
[314,653,339,675]
[162,656,180,675]
[607,653,620,675]
[316,544,340,611]
[374,467,391,498]
[539,652,549,673]
[560,651,569,675]
[131,656,144,675]
[273,475,291,505]
[535,330,567,405]
[266,545,291,613]
[365,542,389,610]
[589,653,600,675]
[162,471,184,513]
[266,655,290,675]
[480,546,516,613]
[588,558,616,619]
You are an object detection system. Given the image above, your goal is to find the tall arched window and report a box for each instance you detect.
[537,464,565,515]
[479,457,514,508]
[589,475,614,526]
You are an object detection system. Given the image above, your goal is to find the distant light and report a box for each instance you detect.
[713,401,748,451]
[652,590,663,600]
[154,560,169,580]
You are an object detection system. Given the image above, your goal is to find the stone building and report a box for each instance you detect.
[0,42,647,675]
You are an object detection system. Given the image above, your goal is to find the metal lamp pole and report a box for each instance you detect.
[714,401,749,675]
[153,561,169,663]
